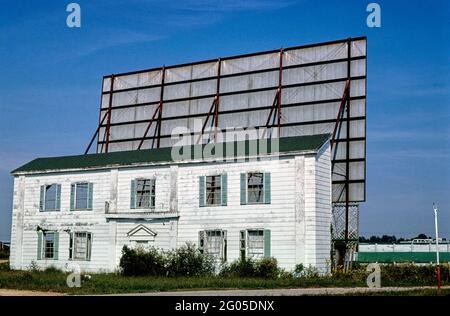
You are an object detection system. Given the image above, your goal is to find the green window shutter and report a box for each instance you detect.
[130,180,136,209]
[87,182,94,210]
[70,184,75,211]
[69,232,73,260]
[264,229,271,258]
[222,230,227,262]
[53,232,59,260]
[37,231,43,260]
[55,184,62,211]
[198,231,205,253]
[264,172,271,204]
[199,176,205,207]
[240,230,246,260]
[87,233,92,261]
[221,174,227,206]
[240,173,247,205]
[39,186,45,211]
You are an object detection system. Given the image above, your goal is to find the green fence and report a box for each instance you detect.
[357,252,450,263]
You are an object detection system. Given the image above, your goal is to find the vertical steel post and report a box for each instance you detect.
[277,48,284,137]
[433,204,441,289]
[345,39,351,243]
[213,58,222,141]
[104,74,115,153]
[156,66,166,148]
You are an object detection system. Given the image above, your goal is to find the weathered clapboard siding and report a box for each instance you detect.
[10,140,332,273]
[10,170,113,272]
[177,158,298,269]
[302,143,332,273]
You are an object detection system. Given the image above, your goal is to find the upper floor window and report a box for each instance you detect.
[199,174,227,207]
[131,179,155,209]
[39,184,61,212]
[240,172,271,205]
[247,172,264,204]
[206,175,222,206]
[70,182,93,211]
[37,230,59,260]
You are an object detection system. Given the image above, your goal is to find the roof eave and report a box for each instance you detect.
[11,148,322,176]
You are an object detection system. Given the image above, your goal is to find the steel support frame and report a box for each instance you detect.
[90,38,366,211]
[264,49,284,138]
[331,38,353,247]
[137,67,165,150]
[104,74,115,153]
[85,110,110,154]
[197,58,222,144]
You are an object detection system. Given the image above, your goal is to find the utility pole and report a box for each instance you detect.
[433,203,440,289]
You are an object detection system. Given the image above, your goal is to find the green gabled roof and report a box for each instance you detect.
[12,134,330,174]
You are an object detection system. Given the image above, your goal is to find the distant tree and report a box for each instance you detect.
[413,234,431,240]
[380,235,397,243]
[359,235,399,243]
[359,236,368,243]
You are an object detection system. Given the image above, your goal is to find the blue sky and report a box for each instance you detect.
[0,0,449,241]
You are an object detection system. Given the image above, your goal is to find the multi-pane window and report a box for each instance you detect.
[38,231,58,260]
[199,174,227,207]
[40,184,61,211]
[69,232,92,261]
[247,173,264,204]
[136,179,156,209]
[75,183,88,209]
[70,182,93,211]
[43,232,55,259]
[199,230,227,262]
[206,175,221,206]
[247,230,264,259]
[240,229,270,259]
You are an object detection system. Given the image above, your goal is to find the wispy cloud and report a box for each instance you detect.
[70,30,164,59]
[371,148,450,160]
[370,129,450,143]
[173,0,296,12]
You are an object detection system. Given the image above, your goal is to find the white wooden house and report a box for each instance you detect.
[9,134,332,273]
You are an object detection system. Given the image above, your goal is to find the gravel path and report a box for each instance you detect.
[0,286,447,296]
[110,286,449,296]
[0,289,64,296]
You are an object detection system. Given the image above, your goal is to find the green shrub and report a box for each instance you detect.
[119,246,166,276]
[219,258,257,277]
[220,257,280,279]
[43,266,62,273]
[0,261,10,271]
[255,257,279,278]
[119,243,215,277]
[166,243,215,277]
[293,263,305,277]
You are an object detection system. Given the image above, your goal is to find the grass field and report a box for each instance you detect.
[0,262,448,295]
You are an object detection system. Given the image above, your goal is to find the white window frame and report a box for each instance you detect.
[73,182,90,210]
[246,172,265,205]
[69,231,92,261]
[42,231,56,259]
[205,175,222,207]
[199,230,227,262]
[135,178,156,209]
[43,184,59,211]
[240,229,265,259]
